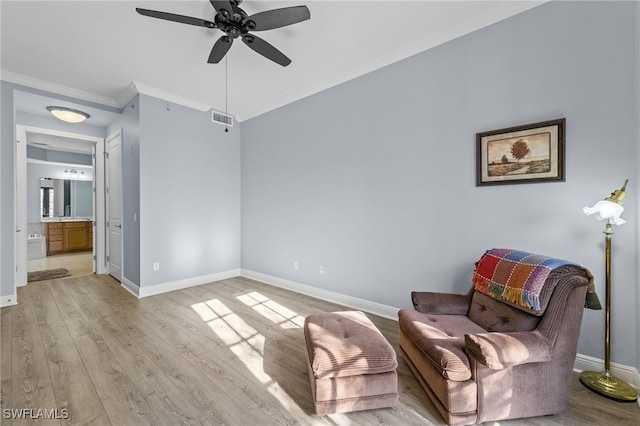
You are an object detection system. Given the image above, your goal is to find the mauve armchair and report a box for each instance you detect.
[398,249,593,425]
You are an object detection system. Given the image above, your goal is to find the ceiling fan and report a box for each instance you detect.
[136,0,310,67]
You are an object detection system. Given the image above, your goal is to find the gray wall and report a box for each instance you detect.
[636,0,640,388]
[113,96,141,286]
[1,0,638,372]
[0,82,15,299]
[27,145,92,165]
[242,1,639,369]
[26,150,93,223]
[138,95,241,287]
[2,85,242,294]
[26,145,46,161]
[0,82,112,299]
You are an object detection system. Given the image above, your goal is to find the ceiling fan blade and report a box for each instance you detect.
[246,6,310,31]
[209,0,234,15]
[208,36,233,63]
[136,8,215,28]
[242,35,291,67]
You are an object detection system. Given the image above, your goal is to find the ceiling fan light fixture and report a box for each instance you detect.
[47,106,90,123]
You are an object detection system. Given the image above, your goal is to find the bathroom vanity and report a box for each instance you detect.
[43,219,93,255]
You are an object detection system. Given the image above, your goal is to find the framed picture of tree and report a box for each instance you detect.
[476,118,565,186]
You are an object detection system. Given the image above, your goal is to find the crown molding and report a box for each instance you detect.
[3,2,544,123]
[0,70,119,108]
[236,1,545,122]
[122,81,218,114]
[115,82,140,108]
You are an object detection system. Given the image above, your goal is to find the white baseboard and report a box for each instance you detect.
[0,293,18,307]
[137,269,241,298]
[574,353,640,398]
[121,276,140,297]
[240,269,400,320]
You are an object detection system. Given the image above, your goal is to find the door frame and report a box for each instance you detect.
[15,125,105,291]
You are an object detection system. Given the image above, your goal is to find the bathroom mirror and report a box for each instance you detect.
[40,178,93,217]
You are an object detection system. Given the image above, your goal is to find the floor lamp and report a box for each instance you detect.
[581,179,638,402]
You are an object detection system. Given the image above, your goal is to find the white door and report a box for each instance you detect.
[106,131,123,281]
[15,129,27,288]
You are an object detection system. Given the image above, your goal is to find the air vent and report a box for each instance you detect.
[212,110,233,127]
[32,142,49,147]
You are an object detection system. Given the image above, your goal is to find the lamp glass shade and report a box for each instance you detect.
[47,106,89,123]
[583,200,625,225]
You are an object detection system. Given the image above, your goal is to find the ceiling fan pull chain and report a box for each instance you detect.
[225,55,229,133]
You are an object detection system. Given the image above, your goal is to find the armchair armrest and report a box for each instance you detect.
[465,330,551,370]
[411,291,471,315]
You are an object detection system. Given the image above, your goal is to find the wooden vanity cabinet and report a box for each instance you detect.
[44,221,93,255]
[45,222,63,254]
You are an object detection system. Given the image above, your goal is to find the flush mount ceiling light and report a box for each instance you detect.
[46,106,90,123]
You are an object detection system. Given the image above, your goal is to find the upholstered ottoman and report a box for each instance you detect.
[303,311,398,415]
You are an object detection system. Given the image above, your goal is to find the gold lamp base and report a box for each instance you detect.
[580,371,638,402]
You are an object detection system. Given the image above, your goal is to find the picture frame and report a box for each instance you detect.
[476,118,565,186]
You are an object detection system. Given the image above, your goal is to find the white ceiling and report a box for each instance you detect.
[15,91,119,154]
[1,1,545,123]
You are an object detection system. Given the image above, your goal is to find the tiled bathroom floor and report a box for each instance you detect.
[28,251,94,276]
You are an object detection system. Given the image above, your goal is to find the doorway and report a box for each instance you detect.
[15,125,106,288]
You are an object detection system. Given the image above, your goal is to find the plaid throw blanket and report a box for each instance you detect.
[472,248,579,312]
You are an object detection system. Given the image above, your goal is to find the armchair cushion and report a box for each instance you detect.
[411,291,471,315]
[465,330,552,370]
[398,309,486,381]
[467,292,540,332]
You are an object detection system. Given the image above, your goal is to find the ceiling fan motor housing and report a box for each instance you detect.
[215,4,252,39]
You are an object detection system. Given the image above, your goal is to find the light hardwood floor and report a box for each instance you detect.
[27,251,94,277]
[1,274,638,425]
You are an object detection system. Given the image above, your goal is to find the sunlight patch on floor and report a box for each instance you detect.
[190,298,308,416]
[326,413,354,425]
[236,291,305,329]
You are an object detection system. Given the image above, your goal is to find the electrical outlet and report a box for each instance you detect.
[293,261,299,270]
[319,266,324,275]
[153,262,160,271]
